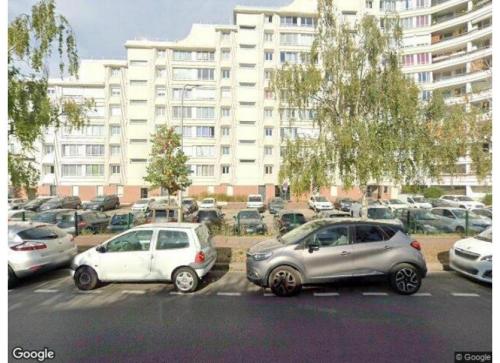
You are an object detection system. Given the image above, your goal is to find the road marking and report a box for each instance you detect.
[34,289,59,293]
[314,292,340,297]
[169,291,185,295]
[217,292,241,296]
[451,292,480,297]
[412,293,432,296]
[362,292,388,296]
[263,293,275,297]
[8,302,23,311]
[121,290,146,295]
[76,290,102,294]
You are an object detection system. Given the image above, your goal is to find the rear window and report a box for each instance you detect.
[380,225,403,239]
[282,214,306,224]
[156,230,190,250]
[249,196,262,202]
[18,226,63,240]
[353,225,388,243]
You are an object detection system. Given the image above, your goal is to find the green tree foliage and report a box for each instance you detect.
[8,0,94,191]
[422,187,444,199]
[144,126,192,197]
[272,0,491,199]
[482,194,491,206]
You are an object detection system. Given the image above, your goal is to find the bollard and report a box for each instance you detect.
[465,210,469,236]
[22,211,26,222]
[74,211,79,236]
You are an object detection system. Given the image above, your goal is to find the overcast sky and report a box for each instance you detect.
[9,0,291,73]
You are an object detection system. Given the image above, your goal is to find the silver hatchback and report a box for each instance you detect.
[246,219,427,296]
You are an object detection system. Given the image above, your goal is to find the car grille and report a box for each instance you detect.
[454,248,480,261]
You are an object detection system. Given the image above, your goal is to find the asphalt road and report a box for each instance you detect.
[9,269,491,363]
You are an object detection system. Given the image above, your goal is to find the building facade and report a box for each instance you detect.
[37,0,492,203]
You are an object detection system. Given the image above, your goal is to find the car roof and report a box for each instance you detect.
[278,210,304,215]
[135,223,201,229]
[238,209,260,213]
[8,221,49,233]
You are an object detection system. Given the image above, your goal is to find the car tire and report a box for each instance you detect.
[173,267,199,293]
[74,266,99,290]
[269,266,302,297]
[389,263,421,295]
[8,266,18,289]
[455,226,465,233]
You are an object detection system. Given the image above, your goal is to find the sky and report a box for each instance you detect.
[9,0,291,74]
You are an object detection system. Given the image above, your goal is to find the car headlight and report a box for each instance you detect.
[252,251,272,261]
[481,255,492,262]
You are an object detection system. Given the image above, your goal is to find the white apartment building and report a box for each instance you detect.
[37,0,491,203]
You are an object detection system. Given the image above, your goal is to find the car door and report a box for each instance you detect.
[150,229,193,280]
[99,229,155,281]
[302,225,353,282]
[349,224,393,276]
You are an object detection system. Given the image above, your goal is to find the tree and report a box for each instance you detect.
[272,0,491,201]
[144,126,192,202]
[8,0,94,192]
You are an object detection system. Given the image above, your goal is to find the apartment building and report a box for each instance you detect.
[37,0,491,203]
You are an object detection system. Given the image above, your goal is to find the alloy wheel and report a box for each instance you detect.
[79,271,91,285]
[395,268,418,293]
[271,270,297,296]
[176,271,194,292]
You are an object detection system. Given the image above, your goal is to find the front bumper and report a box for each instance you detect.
[246,257,268,287]
[449,248,492,283]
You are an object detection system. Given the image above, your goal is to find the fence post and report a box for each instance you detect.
[22,211,26,222]
[127,213,132,229]
[465,210,469,236]
[406,210,411,233]
[74,211,79,236]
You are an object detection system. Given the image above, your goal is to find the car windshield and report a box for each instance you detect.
[182,200,193,205]
[452,209,482,220]
[389,199,404,204]
[315,196,328,202]
[198,211,217,219]
[249,196,262,202]
[367,208,394,220]
[282,213,306,224]
[476,228,492,242]
[202,199,214,204]
[457,196,474,201]
[238,211,260,220]
[110,214,130,225]
[93,196,106,202]
[135,199,149,204]
[414,211,437,220]
[280,220,324,245]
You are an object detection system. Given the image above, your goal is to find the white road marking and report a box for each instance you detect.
[121,290,146,295]
[412,293,432,296]
[34,289,59,293]
[169,291,185,295]
[362,292,388,296]
[263,293,275,297]
[451,292,480,297]
[217,292,241,296]
[9,302,23,311]
[314,292,340,297]
[76,290,102,294]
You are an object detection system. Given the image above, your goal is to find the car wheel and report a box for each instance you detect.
[8,266,18,289]
[389,263,421,295]
[269,266,302,297]
[455,226,465,233]
[74,266,99,290]
[173,267,199,293]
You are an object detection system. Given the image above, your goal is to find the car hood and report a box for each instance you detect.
[248,238,282,254]
[453,237,492,256]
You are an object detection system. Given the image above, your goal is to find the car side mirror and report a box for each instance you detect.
[307,238,320,253]
[96,245,106,253]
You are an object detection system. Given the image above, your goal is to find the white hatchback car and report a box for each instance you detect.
[71,223,217,292]
[199,198,217,209]
[449,227,492,283]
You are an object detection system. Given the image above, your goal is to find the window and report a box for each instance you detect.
[156,67,167,78]
[314,226,349,247]
[157,49,166,58]
[353,225,387,243]
[265,127,273,136]
[221,165,230,175]
[111,68,120,77]
[110,165,120,174]
[416,15,428,27]
[106,230,153,252]
[110,126,121,136]
[366,0,373,8]
[264,51,273,61]
[265,90,274,100]
[221,107,231,117]
[281,16,298,26]
[221,69,231,79]
[196,51,215,61]
[421,90,431,101]
[130,60,147,66]
[197,68,215,80]
[110,145,121,155]
[401,17,413,30]
[62,144,82,156]
[221,87,231,98]
[196,126,215,138]
[221,146,230,155]
[417,72,430,83]
[172,107,192,119]
[264,109,273,118]
[417,53,429,65]
[156,230,190,250]
[403,54,414,66]
[196,165,214,176]
[264,32,273,42]
[42,164,55,175]
[173,50,192,61]
[110,87,120,96]
[196,107,215,119]
[221,49,231,60]
[155,105,166,117]
[85,125,104,136]
[195,146,214,157]
[264,165,273,174]
[110,106,121,116]
[61,164,82,177]
[86,145,104,156]
[221,32,230,41]
[85,164,104,176]
[301,17,314,27]
[174,126,192,137]
[266,15,273,23]
[264,70,272,80]
[156,86,166,97]
[43,144,54,154]
[221,127,230,136]
[280,51,299,64]
[264,146,273,155]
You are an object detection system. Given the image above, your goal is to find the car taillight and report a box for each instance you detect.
[78,221,87,228]
[11,241,47,251]
[195,251,205,264]
[410,240,421,251]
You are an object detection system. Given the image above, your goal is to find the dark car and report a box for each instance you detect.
[268,197,286,214]
[334,198,356,212]
[56,210,110,235]
[182,198,198,214]
[107,212,149,233]
[84,195,120,211]
[39,196,82,211]
[23,196,57,212]
[275,211,307,234]
[31,209,74,224]
[193,209,224,229]
[233,209,267,235]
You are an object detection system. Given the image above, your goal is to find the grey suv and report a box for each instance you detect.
[84,195,120,211]
[39,196,82,211]
[246,219,427,296]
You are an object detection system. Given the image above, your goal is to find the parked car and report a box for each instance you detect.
[471,208,492,219]
[233,209,267,235]
[427,198,454,208]
[246,219,427,296]
[23,196,56,212]
[398,195,432,209]
[313,210,351,219]
[268,197,286,214]
[365,206,404,228]
[72,223,217,292]
[440,195,485,210]
[131,198,155,213]
[308,195,334,212]
[192,209,224,230]
[107,212,149,233]
[39,196,82,211]
[150,206,179,223]
[246,194,266,213]
[56,210,110,235]
[8,222,78,288]
[8,210,35,221]
[431,207,491,233]
[8,198,26,210]
[383,199,408,211]
[449,227,491,283]
[367,199,384,206]
[275,211,307,235]
[394,208,457,233]
[182,198,198,214]
[84,195,120,211]
[199,198,217,209]
[334,198,356,212]
[30,209,74,225]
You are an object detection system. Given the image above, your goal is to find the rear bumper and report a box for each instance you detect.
[193,254,217,279]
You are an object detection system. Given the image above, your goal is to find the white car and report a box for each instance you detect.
[71,223,217,292]
[199,198,217,209]
[308,195,334,212]
[131,198,155,213]
[440,195,485,210]
[449,227,491,283]
[383,199,408,211]
[399,195,432,209]
[8,209,35,221]
[247,194,265,213]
